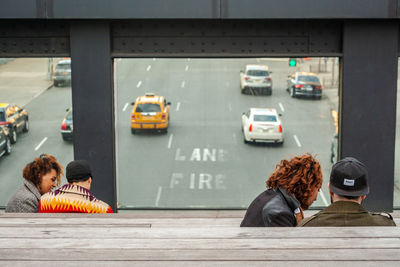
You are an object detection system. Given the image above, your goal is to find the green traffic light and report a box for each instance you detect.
[289,59,297,67]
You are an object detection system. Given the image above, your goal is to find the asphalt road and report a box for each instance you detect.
[0,58,354,209]
[115,58,335,209]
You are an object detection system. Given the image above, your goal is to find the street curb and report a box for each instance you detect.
[22,81,54,108]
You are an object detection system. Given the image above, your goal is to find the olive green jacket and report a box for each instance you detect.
[298,201,396,227]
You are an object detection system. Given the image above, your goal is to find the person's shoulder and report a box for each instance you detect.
[297,215,317,227]
[370,212,396,226]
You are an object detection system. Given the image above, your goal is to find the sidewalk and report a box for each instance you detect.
[0,58,54,107]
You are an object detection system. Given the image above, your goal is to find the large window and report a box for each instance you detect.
[0,58,73,208]
[115,57,339,209]
[395,59,400,208]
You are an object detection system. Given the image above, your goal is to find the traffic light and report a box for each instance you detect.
[289,58,297,67]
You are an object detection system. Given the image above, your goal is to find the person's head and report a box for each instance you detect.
[266,154,323,210]
[329,157,369,204]
[66,160,93,190]
[22,154,63,195]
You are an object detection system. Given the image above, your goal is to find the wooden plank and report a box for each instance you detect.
[0,261,399,267]
[0,248,399,261]
[0,227,398,239]
[0,237,399,249]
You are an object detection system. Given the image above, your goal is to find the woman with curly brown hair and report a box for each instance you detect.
[241,154,323,227]
[6,154,63,213]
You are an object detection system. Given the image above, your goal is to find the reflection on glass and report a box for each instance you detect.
[395,59,400,208]
[0,58,73,208]
[115,57,339,209]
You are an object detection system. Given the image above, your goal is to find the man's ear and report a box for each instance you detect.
[327,182,334,196]
[88,177,92,185]
[360,195,366,201]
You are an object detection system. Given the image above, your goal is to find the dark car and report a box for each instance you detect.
[61,108,73,141]
[53,59,71,87]
[0,126,11,158]
[0,103,29,144]
[286,72,322,100]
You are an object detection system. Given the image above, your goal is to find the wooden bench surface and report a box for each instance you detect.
[0,211,399,266]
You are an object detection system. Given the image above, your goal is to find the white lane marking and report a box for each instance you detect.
[153,58,156,61]
[122,103,129,112]
[293,135,302,147]
[228,103,232,112]
[168,134,174,149]
[226,82,230,87]
[35,137,48,151]
[176,102,181,111]
[136,81,142,88]
[187,58,191,61]
[319,190,329,206]
[155,186,162,207]
[279,102,285,112]
[146,65,151,71]
[185,65,189,71]
[181,81,185,88]
[232,133,237,143]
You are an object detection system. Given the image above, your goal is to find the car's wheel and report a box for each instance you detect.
[131,128,136,134]
[290,87,296,98]
[54,81,59,87]
[316,95,322,100]
[10,128,17,144]
[268,88,272,96]
[23,119,29,132]
[162,128,168,134]
[4,137,11,155]
[277,140,284,146]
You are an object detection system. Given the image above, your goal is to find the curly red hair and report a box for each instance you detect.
[266,154,323,210]
[22,154,63,187]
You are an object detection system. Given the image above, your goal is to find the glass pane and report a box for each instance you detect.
[115,57,339,209]
[0,58,73,208]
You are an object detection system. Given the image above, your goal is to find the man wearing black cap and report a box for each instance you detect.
[299,157,395,226]
[39,160,113,213]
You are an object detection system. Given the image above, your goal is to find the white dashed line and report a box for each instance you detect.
[185,65,189,71]
[319,190,329,206]
[293,135,302,147]
[176,102,181,111]
[168,134,174,149]
[228,103,232,112]
[187,58,191,61]
[155,186,162,207]
[122,103,129,112]
[153,58,156,61]
[136,81,142,88]
[181,81,185,88]
[279,103,285,112]
[146,65,151,71]
[226,82,230,87]
[232,133,237,143]
[35,137,48,151]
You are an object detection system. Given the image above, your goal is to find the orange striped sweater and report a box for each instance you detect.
[39,184,113,213]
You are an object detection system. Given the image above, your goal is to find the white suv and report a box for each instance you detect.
[240,65,272,95]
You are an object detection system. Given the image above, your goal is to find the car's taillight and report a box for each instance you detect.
[278,125,282,133]
[295,84,304,88]
[244,76,250,81]
[265,78,271,81]
[61,122,67,130]
[131,114,135,120]
[249,124,253,132]
[316,85,322,90]
[0,121,9,126]
[162,113,166,120]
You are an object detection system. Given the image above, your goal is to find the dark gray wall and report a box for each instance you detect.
[341,20,398,211]
[1,0,398,19]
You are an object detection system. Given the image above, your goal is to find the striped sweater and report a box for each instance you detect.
[39,184,113,213]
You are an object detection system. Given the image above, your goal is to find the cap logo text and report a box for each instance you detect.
[343,179,355,186]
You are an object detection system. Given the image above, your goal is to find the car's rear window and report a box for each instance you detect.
[67,111,73,120]
[0,111,5,121]
[298,75,319,83]
[247,70,269,77]
[56,64,71,71]
[253,115,277,122]
[135,103,161,113]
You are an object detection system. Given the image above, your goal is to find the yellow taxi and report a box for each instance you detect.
[130,93,171,134]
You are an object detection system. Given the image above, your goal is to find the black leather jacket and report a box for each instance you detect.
[241,187,301,227]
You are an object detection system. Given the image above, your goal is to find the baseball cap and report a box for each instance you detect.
[329,157,369,197]
[66,160,92,183]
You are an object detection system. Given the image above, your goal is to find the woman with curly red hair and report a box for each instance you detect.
[241,154,323,227]
[6,154,63,213]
